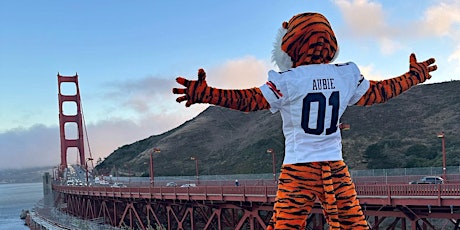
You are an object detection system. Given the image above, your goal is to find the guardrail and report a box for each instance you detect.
[54,184,278,203]
[53,183,460,206]
[355,184,460,196]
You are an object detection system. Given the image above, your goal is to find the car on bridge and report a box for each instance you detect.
[111,182,127,188]
[166,182,177,187]
[409,176,444,184]
[180,183,197,187]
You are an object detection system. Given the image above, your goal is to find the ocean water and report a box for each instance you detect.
[0,183,43,230]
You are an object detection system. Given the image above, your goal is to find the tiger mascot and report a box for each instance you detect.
[173,12,436,229]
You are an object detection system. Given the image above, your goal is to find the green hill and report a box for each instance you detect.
[95,81,460,177]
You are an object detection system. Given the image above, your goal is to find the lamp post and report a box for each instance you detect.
[149,148,161,186]
[123,164,131,184]
[149,151,154,186]
[85,157,93,186]
[266,149,276,183]
[190,157,199,184]
[437,132,446,181]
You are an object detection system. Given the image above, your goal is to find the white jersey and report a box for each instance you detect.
[259,62,370,164]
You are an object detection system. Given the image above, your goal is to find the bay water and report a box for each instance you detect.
[0,183,43,230]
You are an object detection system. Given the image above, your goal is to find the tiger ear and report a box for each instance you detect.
[282,21,288,29]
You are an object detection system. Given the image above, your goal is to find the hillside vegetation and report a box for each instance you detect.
[95,81,460,177]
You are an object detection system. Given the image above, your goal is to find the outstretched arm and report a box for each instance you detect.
[356,53,437,106]
[173,68,270,112]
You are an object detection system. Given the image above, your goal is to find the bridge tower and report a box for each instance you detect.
[57,73,85,172]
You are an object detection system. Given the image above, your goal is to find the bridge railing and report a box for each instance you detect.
[355,184,460,197]
[53,184,279,203]
[352,174,460,185]
[54,183,460,198]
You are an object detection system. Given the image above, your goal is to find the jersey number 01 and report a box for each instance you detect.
[301,91,339,135]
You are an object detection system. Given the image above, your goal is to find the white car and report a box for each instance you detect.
[409,176,444,184]
[180,183,197,187]
[111,183,127,188]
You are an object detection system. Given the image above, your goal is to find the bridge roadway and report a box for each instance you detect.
[49,182,460,230]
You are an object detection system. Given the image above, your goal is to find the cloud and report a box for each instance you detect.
[0,56,270,170]
[334,0,388,37]
[104,76,175,114]
[419,1,460,37]
[332,0,460,82]
[420,1,460,77]
[0,105,208,170]
[333,0,405,56]
[333,0,460,56]
[206,56,271,89]
[0,125,60,169]
[358,64,386,81]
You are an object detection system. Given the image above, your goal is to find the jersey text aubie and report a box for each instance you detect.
[312,78,335,90]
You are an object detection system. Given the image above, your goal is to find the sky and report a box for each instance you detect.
[1,0,459,169]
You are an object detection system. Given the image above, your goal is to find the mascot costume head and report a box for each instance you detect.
[273,12,339,71]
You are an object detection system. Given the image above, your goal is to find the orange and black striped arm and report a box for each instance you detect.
[173,68,270,112]
[356,53,437,106]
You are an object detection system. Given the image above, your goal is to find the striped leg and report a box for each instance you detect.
[269,163,323,229]
[330,161,369,229]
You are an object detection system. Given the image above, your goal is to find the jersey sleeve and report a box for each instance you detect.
[346,62,370,105]
[259,70,287,113]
